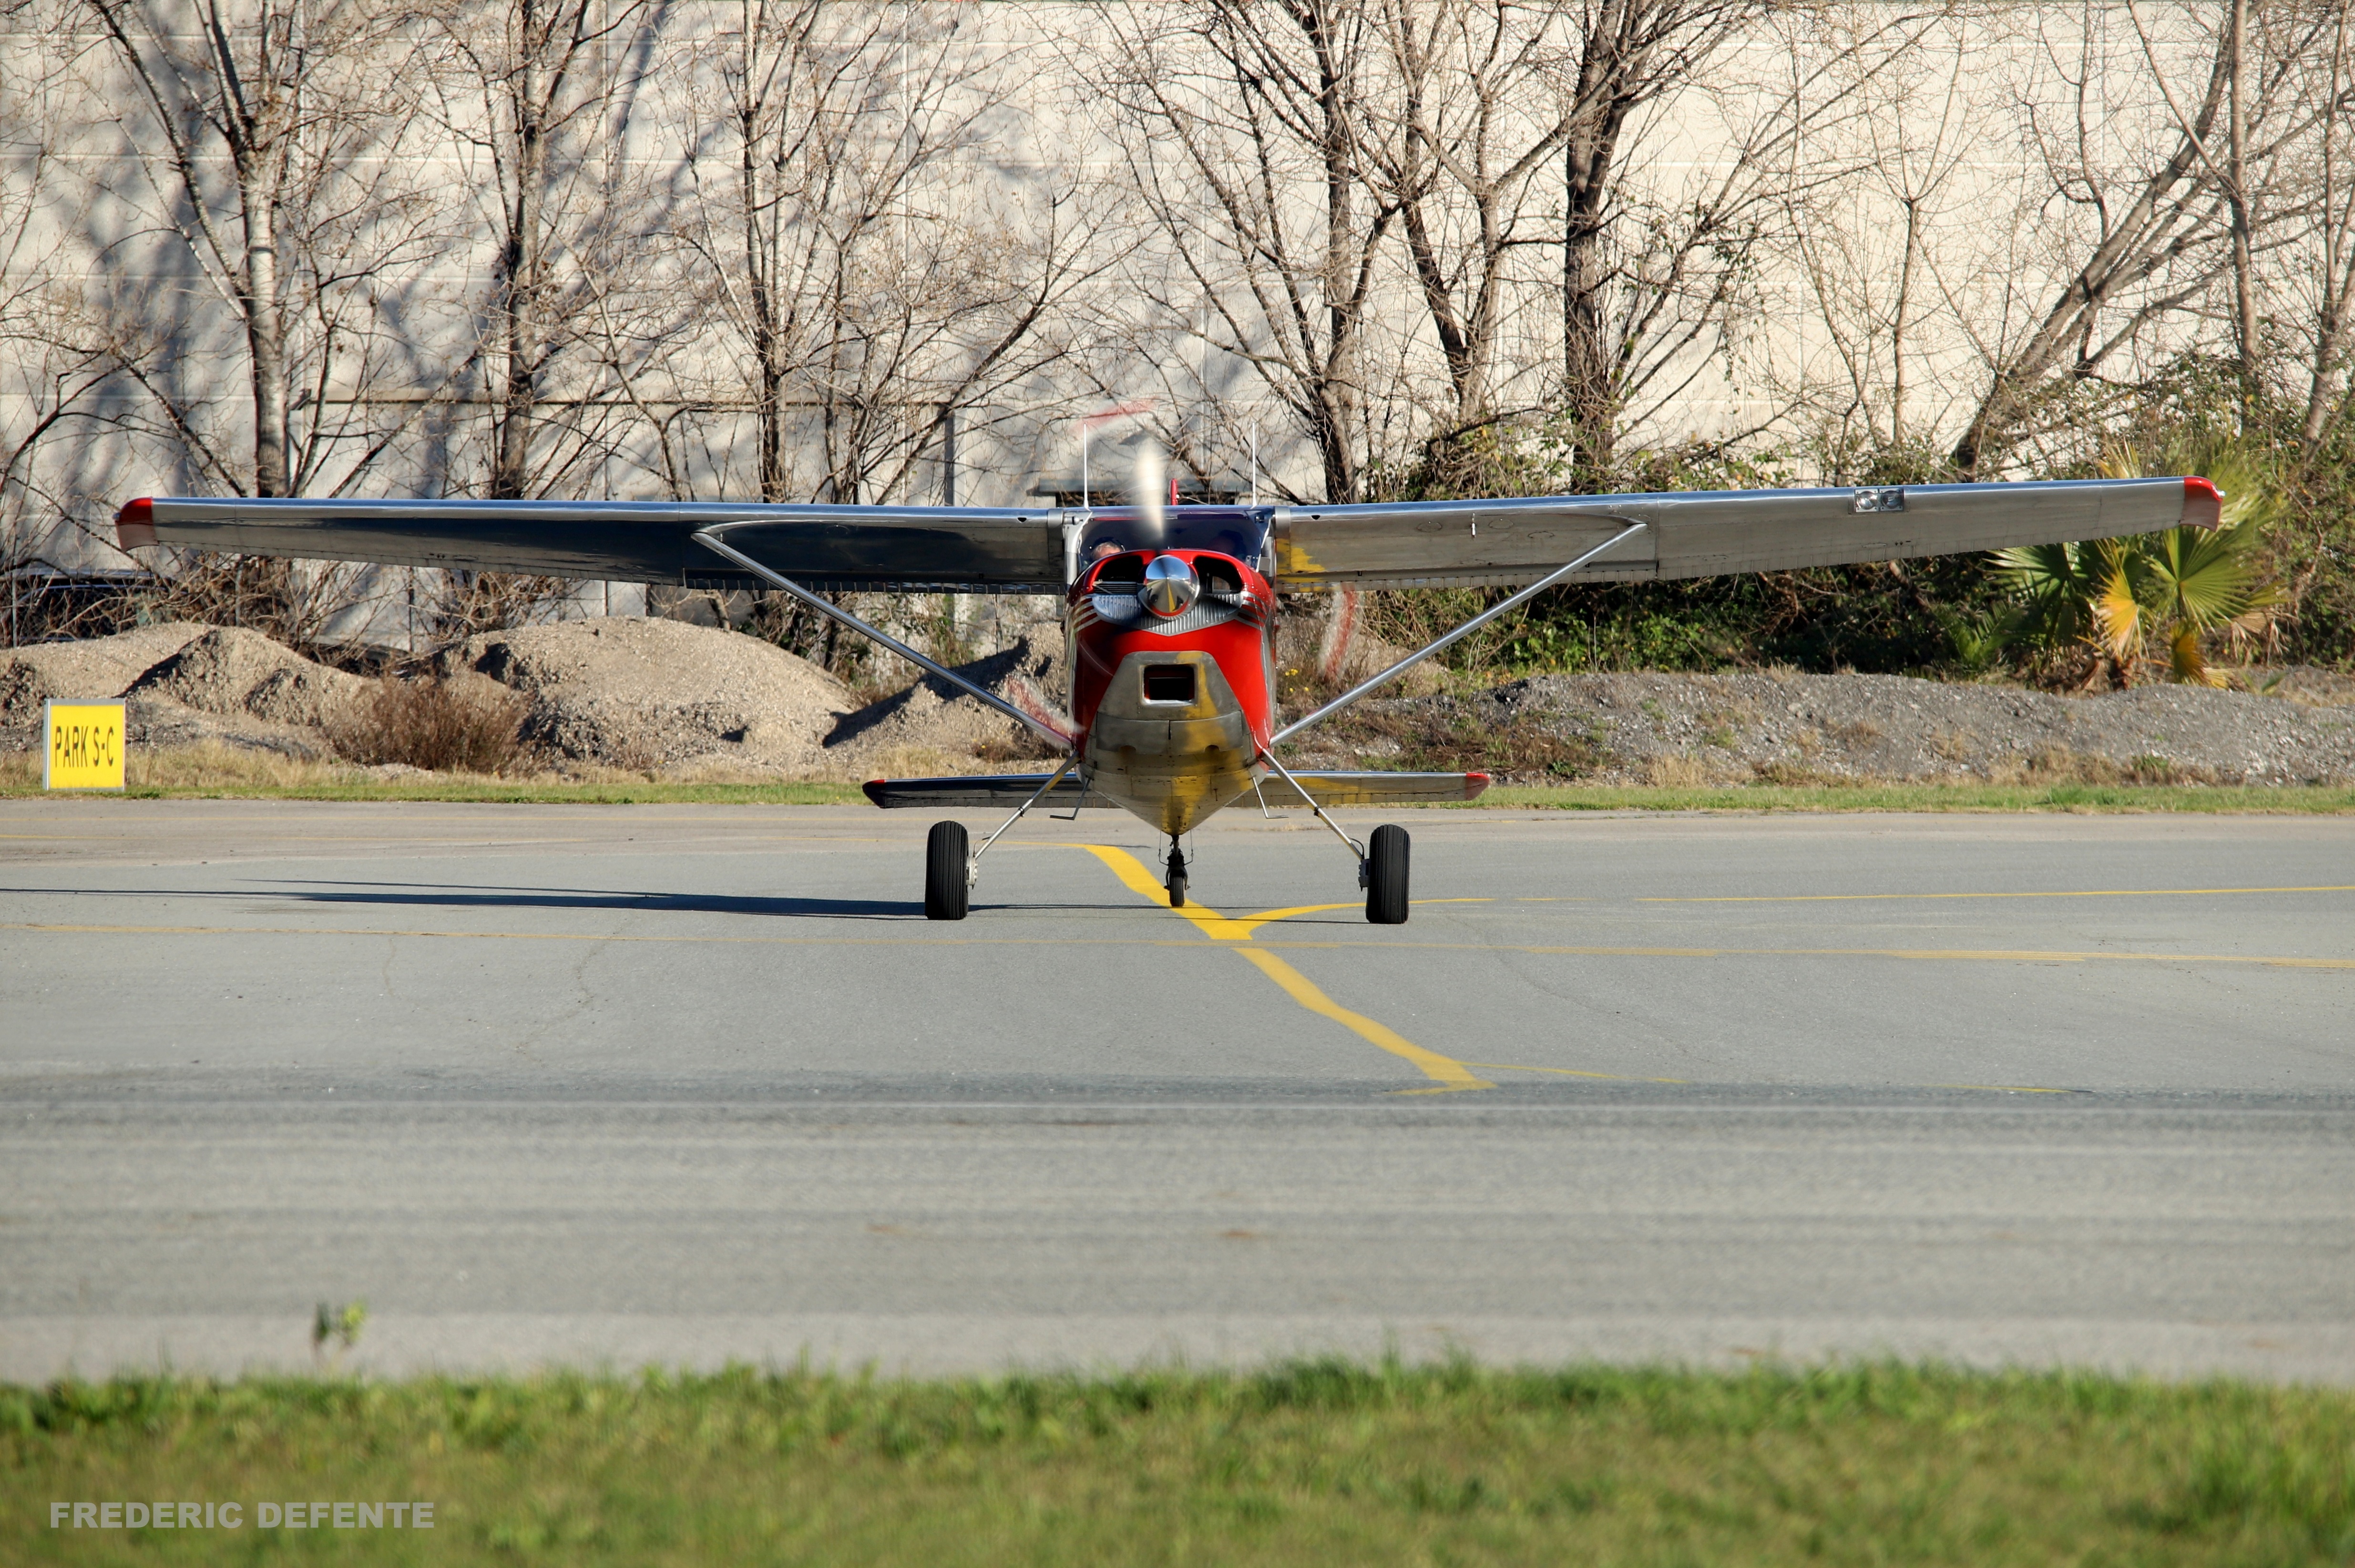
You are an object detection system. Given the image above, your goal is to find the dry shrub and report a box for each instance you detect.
[1643,753,1710,788]
[1751,759,1861,787]
[333,677,527,773]
[2020,745,2217,785]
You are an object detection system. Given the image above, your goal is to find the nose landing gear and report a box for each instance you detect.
[1165,840,1188,907]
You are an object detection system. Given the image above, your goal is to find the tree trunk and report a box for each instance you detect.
[2228,0,2258,391]
[494,5,547,500]
[236,148,288,497]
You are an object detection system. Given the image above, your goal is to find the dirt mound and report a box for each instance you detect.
[454,616,852,772]
[131,626,369,728]
[0,621,211,726]
[1284,667,2355,785]
[0,621,356,760]
[822,625,1068,777]
[10,613,2350,788]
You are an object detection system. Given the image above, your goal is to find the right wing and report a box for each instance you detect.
[1270,477,2222,589]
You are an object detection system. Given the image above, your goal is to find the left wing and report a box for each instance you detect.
[114,497,1066,592]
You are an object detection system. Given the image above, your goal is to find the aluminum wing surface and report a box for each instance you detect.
[1268,477,2222,589]
[113,497,1068,593]
[115,476,2216,593]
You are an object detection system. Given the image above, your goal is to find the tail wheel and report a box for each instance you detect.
[924,821,970,921]
[1165,844,1188,908]
[1364,824,1409,924]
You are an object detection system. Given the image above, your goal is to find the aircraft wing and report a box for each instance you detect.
[1268,477,2222,588]
[114,476,2217,593]
[113,496,1067,593]
[862,770,1489,809]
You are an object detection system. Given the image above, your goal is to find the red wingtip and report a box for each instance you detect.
[113,497,157,550]
[2181,475,2224,529]
[1464,771,1492,801]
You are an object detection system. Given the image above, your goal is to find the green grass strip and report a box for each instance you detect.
[5,1360,2352,1564]
[1468,782,2355,813]
[1,778,870,805]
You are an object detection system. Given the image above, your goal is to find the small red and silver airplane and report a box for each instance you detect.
[115,468,2220,921]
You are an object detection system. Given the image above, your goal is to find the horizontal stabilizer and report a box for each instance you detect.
[1262,771,1491,807]
[862,769,1490,811]
[863,774,1119,809]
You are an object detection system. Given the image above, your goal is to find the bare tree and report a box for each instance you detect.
[2291,0,2355,446]
[80,0,446,498]
[424,0,653,500]
[1085,0,1405,503]
[1951,2,2328,475]
[676,0,1102,508]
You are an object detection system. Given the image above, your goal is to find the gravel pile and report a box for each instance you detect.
[448,617,853,774]
[823,625,1068,777]
[1283,667,2355,785]
[0,623,364,759]
[6,616,2350,785]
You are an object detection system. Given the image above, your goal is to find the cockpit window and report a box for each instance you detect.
[1075,507,1268,569]
[1088,552,1146,588]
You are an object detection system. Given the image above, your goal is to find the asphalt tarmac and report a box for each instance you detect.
[3,799,2351,1382]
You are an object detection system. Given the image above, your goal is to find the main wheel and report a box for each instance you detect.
[924,820,970,920]
[1364,824,1409,924]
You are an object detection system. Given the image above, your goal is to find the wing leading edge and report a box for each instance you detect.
[114,477,2218,592]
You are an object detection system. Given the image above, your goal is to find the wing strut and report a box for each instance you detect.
[1270,522,1647,744]
[1255,746,1369,873]
[692,524,1073,752]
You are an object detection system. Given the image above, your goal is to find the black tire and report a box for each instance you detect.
[924,821,970,920]
[1364,824,1409,924]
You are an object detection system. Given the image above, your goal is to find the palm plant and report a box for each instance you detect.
[1992,438,2284,686]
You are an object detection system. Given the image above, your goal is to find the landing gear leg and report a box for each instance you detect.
[1364,823,1409,924]
[1165,838,1188,907]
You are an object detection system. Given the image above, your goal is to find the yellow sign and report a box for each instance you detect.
[45,701,127,790]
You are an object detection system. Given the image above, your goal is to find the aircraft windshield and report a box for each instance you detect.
[1076,507,1268,571]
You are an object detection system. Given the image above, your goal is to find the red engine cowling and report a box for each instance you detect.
[1067,549,1277,747]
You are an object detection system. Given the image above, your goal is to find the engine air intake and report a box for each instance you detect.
[1142,664,1197,703]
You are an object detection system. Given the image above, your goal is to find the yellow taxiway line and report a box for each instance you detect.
[1077,844,1493,1092]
